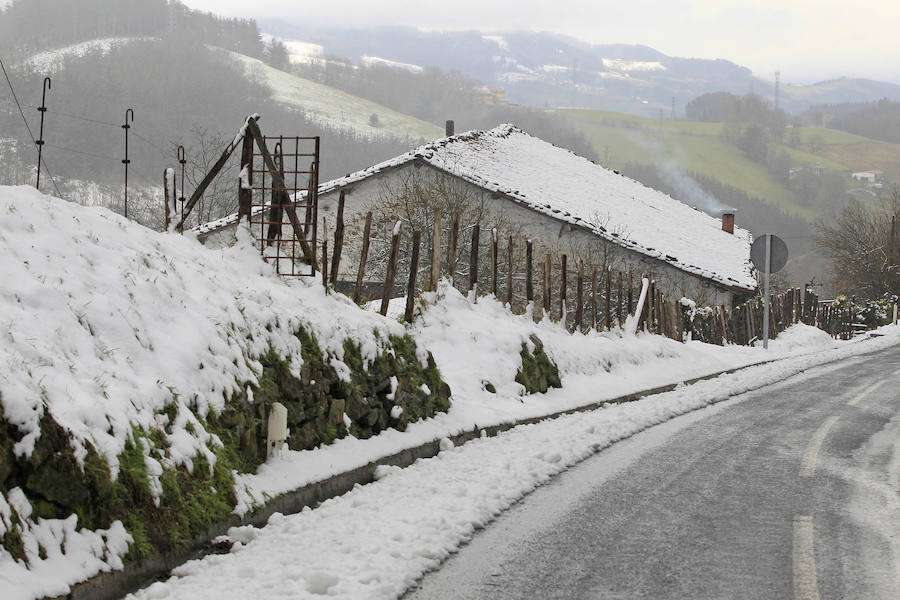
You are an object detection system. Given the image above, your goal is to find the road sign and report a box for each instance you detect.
[750,234,788,274]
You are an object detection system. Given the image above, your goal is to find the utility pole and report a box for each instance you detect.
[671,96,676,120]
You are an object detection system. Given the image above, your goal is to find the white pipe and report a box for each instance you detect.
[625,277,650,336]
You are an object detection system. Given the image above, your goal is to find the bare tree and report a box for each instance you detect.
[814,186,900,299]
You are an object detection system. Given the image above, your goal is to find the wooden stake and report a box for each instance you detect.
[321,239,328,291]
[429,209,442,292]
[237,132,253,223]
[543,254,551,317]
[380,221,402,316]
[616,271,623,327]
[330,190,345,285]
[628,271,634,314]
[575,259,584,331]
[469,224,480,293]
[353,212,372,304]
[591,265,598,330]
[490,228,498,296]
[605,267,612,330]
[560,254,567,324]
[525,241,534,305]
[448,213,459,286]
[506,235,514,306]
[405,230,421,323]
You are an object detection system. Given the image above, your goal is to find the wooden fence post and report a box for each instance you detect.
[380,221,402,316]
[237,132,254,224]
[321,239,328,291]
[628,271,634,314]
[448,213,459,286]
[490,228,498,296]
[605,267,612,330]
[429,209,442,293]
[617,271,623,328]
[575,259,584,332]
[560,254,567,325]
[525,241,534,306]
[353,212,372,304]
[506,235,514,306]
[330,190,345,285]
[469,224,480,293]
[405,230,421,323]
[543,254,551,318]
[591,265,598,330]
[164,168,176,230]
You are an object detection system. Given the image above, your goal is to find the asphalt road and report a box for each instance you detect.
[405,346,900,600]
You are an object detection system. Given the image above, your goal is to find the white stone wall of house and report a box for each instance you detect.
[314,162,746,309]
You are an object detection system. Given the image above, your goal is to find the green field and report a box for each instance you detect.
[561,108,900,222]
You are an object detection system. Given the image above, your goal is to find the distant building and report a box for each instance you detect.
[476,85,510,106]
[851,170,885,184]
[198,125,757,307]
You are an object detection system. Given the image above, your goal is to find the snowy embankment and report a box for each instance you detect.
[1,185,898,600]
[133,326,900,600]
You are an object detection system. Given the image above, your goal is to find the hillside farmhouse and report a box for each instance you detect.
[198,124,757,307]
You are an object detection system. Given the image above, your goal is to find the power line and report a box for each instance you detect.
[44,107,119,128]
[0,52,64,198]
[44,142,118,161]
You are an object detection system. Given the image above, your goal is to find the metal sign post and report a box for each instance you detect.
[750,234,789,349]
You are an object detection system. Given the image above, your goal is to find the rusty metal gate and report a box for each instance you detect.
[249,136,320,276]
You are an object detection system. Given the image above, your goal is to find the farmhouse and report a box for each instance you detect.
[198,124,757,307]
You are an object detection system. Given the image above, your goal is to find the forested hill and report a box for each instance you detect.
[0,0,262,58]
[807,99,900,145]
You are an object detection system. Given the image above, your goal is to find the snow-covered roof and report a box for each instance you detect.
[197,124,756,291]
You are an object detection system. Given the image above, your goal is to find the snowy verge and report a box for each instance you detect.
[231,280,884,513]
[129,325,900,600]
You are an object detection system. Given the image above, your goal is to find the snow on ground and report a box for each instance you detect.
[19,37,156,74]
[221,50,442,142]
[2,184,898,600]
[361,56,424,74]
[601,58,666,72]
[129,324,900,600]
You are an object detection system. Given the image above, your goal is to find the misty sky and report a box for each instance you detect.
[179,0,900,84]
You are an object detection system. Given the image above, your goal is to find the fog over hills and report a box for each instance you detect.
[262,22,900,118]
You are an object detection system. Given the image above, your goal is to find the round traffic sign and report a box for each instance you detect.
[750,234,788,273]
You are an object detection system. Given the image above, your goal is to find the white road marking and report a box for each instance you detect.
[793,516,820,600]
[800,416,839,478]
[847,379,887,406]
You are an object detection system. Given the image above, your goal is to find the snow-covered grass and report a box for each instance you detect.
[222,50,443,142]
[1,184,897,600]
[18,37,156,74]
[129,323,900,600]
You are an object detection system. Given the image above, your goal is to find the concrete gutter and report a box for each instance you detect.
[62,355,784,600]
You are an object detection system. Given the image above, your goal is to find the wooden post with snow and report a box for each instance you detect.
[405,230,421,323]
[469,224,480,293]
[163,168,176,230]
[429,209,442,292]
[353,212,372,304]
[237,132,254,224]
[628,271,634,314]
[329,191,345,285]
[591,265,598,330]
[380,221,402,316]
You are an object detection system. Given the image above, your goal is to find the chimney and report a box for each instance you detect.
[721,211,735,235]
[445,120,455,137]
